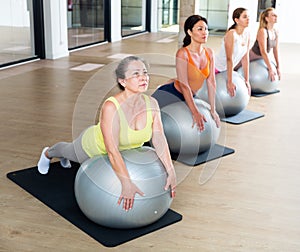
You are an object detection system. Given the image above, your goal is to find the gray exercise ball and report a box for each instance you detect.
[160,99,220,156]
[74,146,172,229]
[237,59,279,93]
[197,71,250,117]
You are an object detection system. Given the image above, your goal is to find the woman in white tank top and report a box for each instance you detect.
[215,7,251,97]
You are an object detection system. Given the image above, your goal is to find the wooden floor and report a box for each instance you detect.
[1,32,300,251]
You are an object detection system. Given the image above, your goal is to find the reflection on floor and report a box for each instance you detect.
[68,27,105,49]
[1,32,300,251]
[70,63,104,71]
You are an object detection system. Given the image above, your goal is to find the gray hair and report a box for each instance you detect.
[115,56,149,89]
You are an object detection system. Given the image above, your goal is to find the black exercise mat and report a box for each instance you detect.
[221,110,264,125]
[6,162,182,247]
[251,89,280,97]
[170,144,235,166]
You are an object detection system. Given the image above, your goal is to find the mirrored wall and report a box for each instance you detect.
[0,0,36,66]
[121,0,147,37]
[198,0,229,35]
[158,0,179,32]
[67,0,106,49]
[257,0,276,21]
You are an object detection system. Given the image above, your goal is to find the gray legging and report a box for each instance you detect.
[47,129,89,164]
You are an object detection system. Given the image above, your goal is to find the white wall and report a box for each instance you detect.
[43,0,69,59]
[151,0,159,32]
[110,0,122,42]
[228,0,300,44]
[276,0,300,43]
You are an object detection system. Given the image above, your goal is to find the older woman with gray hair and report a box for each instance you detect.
[37,56,177,211]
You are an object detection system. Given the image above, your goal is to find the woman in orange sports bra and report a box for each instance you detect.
[152,15,220,131]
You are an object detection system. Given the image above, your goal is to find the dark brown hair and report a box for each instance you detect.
[228,7,247,30]
[183,15,208,47]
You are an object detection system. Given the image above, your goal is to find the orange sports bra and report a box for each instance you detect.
[176,47,210,93]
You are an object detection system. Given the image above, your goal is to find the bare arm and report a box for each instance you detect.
[100,100,144,211]
[224,30,236,97]
[273,29,281,79]
[150,97,176,197]
[176,48,206,131]
[241,34,251,95]
[205,48,220,127]
[257,28,277,81]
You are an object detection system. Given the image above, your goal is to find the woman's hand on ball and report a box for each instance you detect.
[268,69,277,81]
[210,110,220,128]
[192,112,207,132]
[227,82,236,97]
[245,80,251,96]
[165,169,177,198]
[118,181,144,211]
[276,67,281,80]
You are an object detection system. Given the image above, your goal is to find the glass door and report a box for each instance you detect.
[198,0,229,35]
[67,0,106,49]
[121,0,148,37]
[257,0,276,21]
[158,0,179,32]
[0,0,37,67]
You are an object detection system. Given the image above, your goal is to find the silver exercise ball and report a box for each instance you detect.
[197,71,250,117]
[237,59,279,93]
[74,146,172,229]
[160,99,220,156]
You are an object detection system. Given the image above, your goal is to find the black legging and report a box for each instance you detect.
[151,82,185,108]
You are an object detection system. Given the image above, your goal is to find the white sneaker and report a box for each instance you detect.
[60,158,71,168]
[37,147,50,175]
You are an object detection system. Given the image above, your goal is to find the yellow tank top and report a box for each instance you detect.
[81,95,153,157]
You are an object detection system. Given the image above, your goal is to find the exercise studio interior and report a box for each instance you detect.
[1,0,300,251]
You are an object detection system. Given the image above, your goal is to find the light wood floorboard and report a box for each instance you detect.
[1,32,300,251]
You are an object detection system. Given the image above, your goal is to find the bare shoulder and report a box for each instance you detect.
[256,28,267,41]
[176,47,188,59]
[225,29,235,38]
[149,96,160,109]
[148,96,162,122]
[204,47,214,57]
[258,27,267,36]
[224,29,235,43]
[102,99,117,114]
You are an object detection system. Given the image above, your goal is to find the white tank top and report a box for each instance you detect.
[215,30,249,72]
